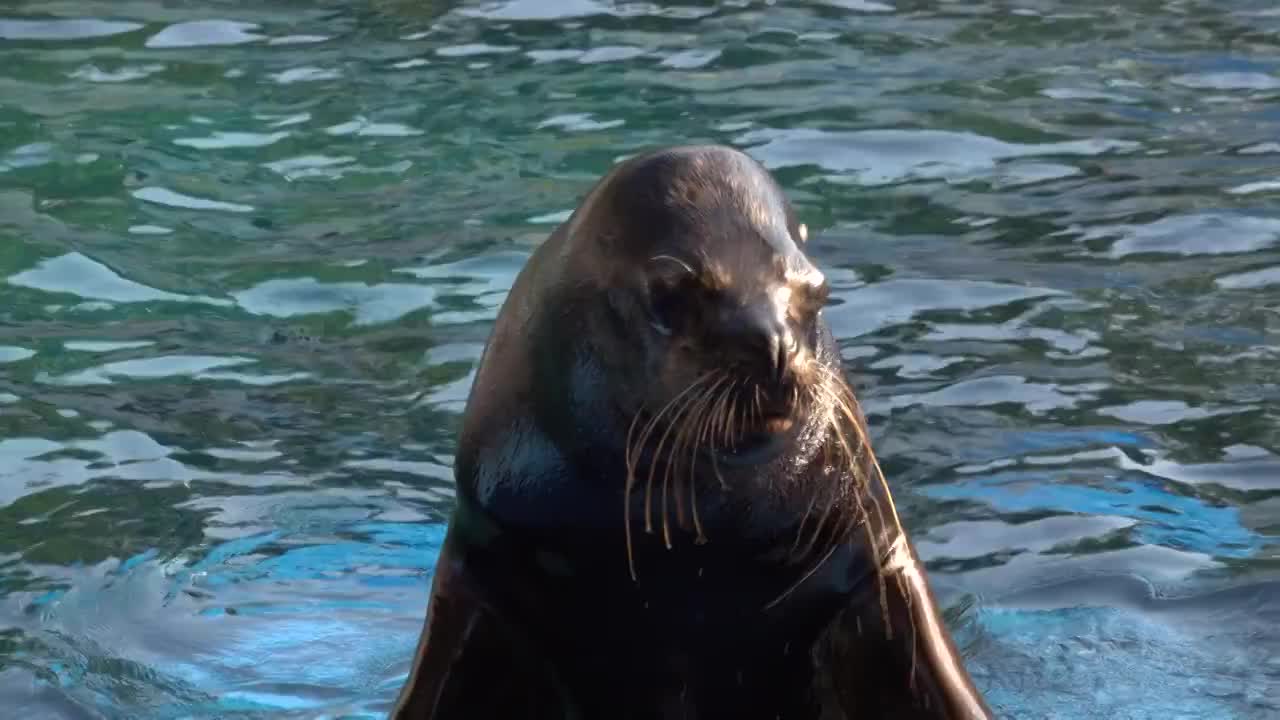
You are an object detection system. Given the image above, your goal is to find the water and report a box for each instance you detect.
[1,0,1278,717]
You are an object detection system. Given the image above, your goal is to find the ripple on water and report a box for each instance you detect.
[38,355,255,386]
[68,64,166,83]
[63,341,155,353]
[434,43,519,58]
[973,606,1261,720]
[264,155,411,182]
[820,0,895,11]
[1040,87,1140,104]
[1216,265,1280,289]
[823,278,1064,339]
[231,277,436,326]
[1239,142,1280,155]
[0,346,35,363]
[7,252,231,307]
[270,67,343,84]
[258,112,312,128]
[527,49,586,64]
[537,113,624,131]
[526,209,573,224]
[928,468,1255,561]
[922,321,1103,358]
[873,375,1099,416]
[1170,72,1280,91]
[129,225,174,235]
[395,250,530,325]
[0,18,142,40]
[1095,399,1246,426]
[736,127,1140,186]
[457,0,613,21]
[867,353,968,379]
[0,429,308,508]
[1226,179,1280,196]
[145,21,264,49]
[1079,213,1280,258]
[917,514,1139,562]
[1128,445,1280,493]
[344,458,453,483]
[323,117,423,137]
[524,46,649,65]
[0,143,55,172]
[206,445,283,462]
[132,187,254,213]
[173,131,291,149]
[577,46,648,64]
[267,35,330,46]
[660,49,721,70]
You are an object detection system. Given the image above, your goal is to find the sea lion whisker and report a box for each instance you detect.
[635,372,714,533]
[898,569,919,688]
[624,409,648,582]
[802,376,898,603]
[790,383,831,557]
[821,369,907,536]
[710,381,728,449]
[814,367,908,639]
[659,394,698,549]
[727,380,742,449]
[680,375,726,542]
[795,384,860,557]
[702,378,740,489]
[709,378,735,449]
[800,402,847,557]
[817,400,896,637]
[763,529,842,611]
[790,484,822,557]
[724,379,743,447]
[626,371,716,577]
[652,376,719,550]
[668,374,728,543]
[729,379,744,445]
[633,408,670,536]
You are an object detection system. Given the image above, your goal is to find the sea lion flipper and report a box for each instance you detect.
[392,533,563,719]
[390,542,484,719]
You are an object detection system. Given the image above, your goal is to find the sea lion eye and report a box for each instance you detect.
[646,255,696,335]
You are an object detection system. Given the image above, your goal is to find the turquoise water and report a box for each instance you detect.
[1,0,1279,717]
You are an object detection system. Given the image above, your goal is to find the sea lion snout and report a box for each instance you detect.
[716,301,796,383]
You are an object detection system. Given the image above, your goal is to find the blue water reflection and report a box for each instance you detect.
[1,0,1278,717]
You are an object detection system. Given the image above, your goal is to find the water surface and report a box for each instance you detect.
[1,0,1279,717]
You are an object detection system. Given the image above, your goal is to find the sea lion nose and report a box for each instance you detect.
[727,305,795,381]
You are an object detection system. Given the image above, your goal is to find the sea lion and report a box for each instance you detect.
[392,145,993,719]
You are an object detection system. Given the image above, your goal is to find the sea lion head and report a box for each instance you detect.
[454,143,884,602]
[563,145,841,474]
